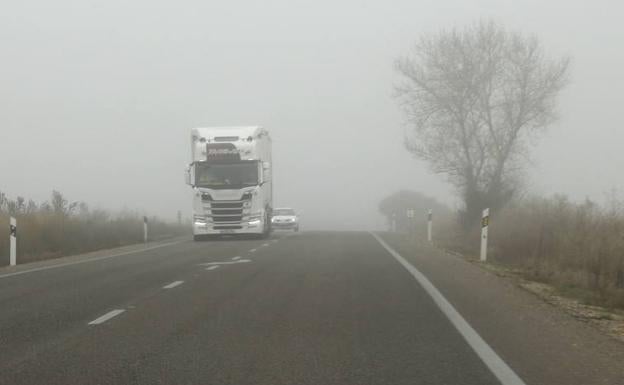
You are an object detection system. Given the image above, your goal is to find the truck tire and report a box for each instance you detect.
[260,211,271,239]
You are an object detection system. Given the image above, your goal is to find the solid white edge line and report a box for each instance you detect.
[88,309,126,325]
[0,240,184,279]
[163,280,184,289]
[370,232,526,385]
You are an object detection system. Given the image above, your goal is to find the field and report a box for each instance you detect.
[434,195,624,309]
[0,191,187,266]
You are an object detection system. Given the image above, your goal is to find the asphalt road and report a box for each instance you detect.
[0,231,546,384]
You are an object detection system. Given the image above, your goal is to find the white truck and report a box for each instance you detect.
[185,126,273,240]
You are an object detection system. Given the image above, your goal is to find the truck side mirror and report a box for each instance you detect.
[261,162,271,182]
[184,165,192,186]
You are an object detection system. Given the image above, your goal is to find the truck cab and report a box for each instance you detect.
[185,126,272,240]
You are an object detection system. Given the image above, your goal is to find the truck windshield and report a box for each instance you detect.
[195,161,259,189]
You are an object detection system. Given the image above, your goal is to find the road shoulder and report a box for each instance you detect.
[379,233,624,385]
[0,236,188,279]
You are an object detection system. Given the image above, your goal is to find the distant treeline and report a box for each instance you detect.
[380,191,624,309]
[0,191,187,266]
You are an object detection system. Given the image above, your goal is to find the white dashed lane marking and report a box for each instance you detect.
[205,265,220,271]
[88,309,126,325]
[163,281,184,289]
[232,256,241,261]
[198,260,251,267]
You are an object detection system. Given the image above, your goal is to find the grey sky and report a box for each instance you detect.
[1,0,623,229]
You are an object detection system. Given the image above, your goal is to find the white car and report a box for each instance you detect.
[271,208,299,232]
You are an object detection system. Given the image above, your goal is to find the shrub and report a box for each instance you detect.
[435,194,624,309]
[0,191,187,266]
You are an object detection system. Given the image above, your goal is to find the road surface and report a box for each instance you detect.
[0,232,622,384]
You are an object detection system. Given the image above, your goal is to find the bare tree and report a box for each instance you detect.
[394,20,569,228]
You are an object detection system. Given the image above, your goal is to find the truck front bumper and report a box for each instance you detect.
[193,219,265,235]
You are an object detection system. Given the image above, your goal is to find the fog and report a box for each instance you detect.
[1,0,623,230]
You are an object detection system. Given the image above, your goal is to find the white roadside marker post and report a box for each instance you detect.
[480,208,489,262]
[427,209,433,243]
[9,217,17,266]
[143,216,148,245]
[406,209,415,241]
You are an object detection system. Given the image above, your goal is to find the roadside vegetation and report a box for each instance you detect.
[385,21,624,311]
[489,195,624,309]
[379,191,624,310]
[393,20,569,228]
[0,191,187,266]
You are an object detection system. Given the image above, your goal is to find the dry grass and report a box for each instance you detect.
[0,191,187,266]
[493,195,624,308]
[436,195,624,309]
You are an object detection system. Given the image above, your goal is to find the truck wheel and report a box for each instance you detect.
[193,234,203,242]
[260,212,271,239]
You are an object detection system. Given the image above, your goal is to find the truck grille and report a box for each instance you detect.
[204,199,247,225]
[211,208,239,215]
[211,201,243,209]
